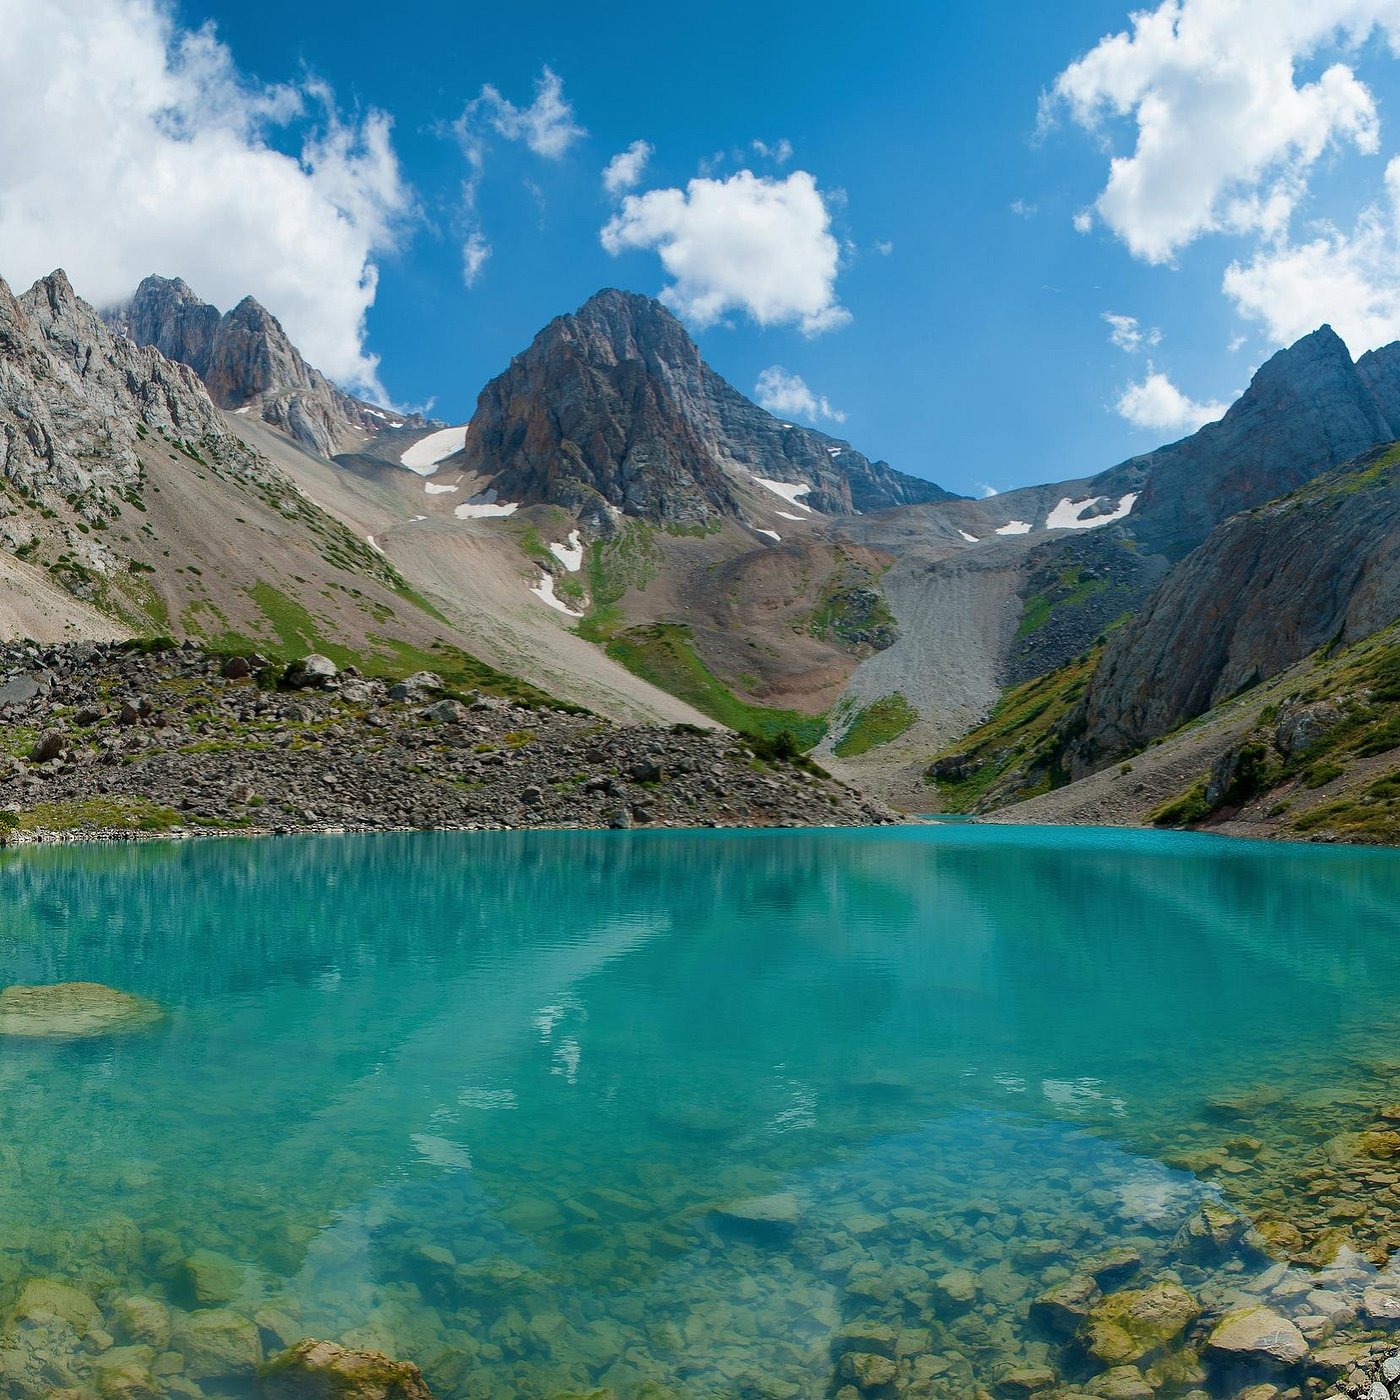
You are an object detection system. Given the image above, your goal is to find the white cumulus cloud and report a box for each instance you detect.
[753,366,846,424]
[1049,0,1399,262]
[0,0,413,396]
[1116,368,1229,432]
[603,140,653,195]
[1104,312,1162,353]
[1224,155,1400,352]
[600,169,850,335]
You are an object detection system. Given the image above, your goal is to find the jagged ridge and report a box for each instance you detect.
[462,288,957,528]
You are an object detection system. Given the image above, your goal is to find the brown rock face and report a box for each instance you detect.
[108,276,419,457]
[460,288,955,528]
[261,1338,433,1399]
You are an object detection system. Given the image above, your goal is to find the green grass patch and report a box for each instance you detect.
[605,622,827,748]
[1149,778,1212,827]
[832,694,919,757]
[925,649,1100,811]
[1015,565,1110,640]
[15,797,183,834]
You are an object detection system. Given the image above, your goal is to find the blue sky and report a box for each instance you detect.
[7,2,1400,496]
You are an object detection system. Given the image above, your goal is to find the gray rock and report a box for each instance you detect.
[1204,1305,1309,1366]
[284,655,338,689]
[28,730,64,763]
[0,674,46,707]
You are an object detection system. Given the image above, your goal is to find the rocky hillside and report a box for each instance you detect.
[0,639,896,841]
[925,444,1400,831]
[0,267,544,691]
[1070,444,1400,774]
[107,275,424,457]
[826,325,1400,803]
[461,288,956,530]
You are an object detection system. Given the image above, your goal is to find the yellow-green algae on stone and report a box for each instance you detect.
[0,982,162,1038]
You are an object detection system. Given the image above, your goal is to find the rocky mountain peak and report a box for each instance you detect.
[463,287,954,528]
[1104,321,1399,559]
[105,276,417,459]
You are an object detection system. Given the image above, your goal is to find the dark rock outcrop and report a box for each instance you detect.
[1095,326,1396,561]
[107,275,421,457]
[462,288,955,527]
[1070,445,1400,772]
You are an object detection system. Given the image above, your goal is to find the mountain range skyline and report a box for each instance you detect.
[10,0,1400,499]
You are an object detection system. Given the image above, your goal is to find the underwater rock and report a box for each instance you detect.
[112,1296,172,1350]
[181,1249,248,1307]
[174,1308,263,1380]
[91,1344,161,1400]
[1173,1200,1261,1260]
[836,1351,897,1391]
[261,1338,433,1398]
[10,1278,101,1335]
[0,983,161,1039]
[930,1269,979,1314]
[712,1193,802,1238]
[1031,1274,1102,1335]
[1083,1365,1154,1399]
[1204,1306,1308,1366]
[1361,1289,1400,1325]
[1083,1281,1200,1365]
[1325,1130,1400,1166]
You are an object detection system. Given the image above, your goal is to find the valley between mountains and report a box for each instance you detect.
[4,265,1400,843]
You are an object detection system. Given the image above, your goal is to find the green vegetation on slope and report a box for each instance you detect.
[1016,564,1109,639]
[924,649,1101,812]
[606,623,827,748]
[577,526,663,643]
[832,695,919,757]
[808,563,898,652]
[1147,624,1400,840]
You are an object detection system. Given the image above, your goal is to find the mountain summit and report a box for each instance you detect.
[460,289,957,529]
[106,276,422,457]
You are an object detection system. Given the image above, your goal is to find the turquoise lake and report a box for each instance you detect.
[4,825,1400,1398]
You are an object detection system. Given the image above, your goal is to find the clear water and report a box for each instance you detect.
[4,825,1400,1398]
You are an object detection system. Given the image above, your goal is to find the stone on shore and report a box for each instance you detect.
[0,983,162,1039]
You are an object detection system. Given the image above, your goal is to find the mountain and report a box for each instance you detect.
[1069,443,1400,774]
[106,275,424,458]
[460,289,957,530]
[1092,325,1399,560]
[816,323,1400,803]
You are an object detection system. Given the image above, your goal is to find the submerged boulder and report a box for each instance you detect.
[10,1278,101,1335]
[261,1338,433,1398]
[0,982,162,1039]
[1083,1281,1200,1365]
[1204,1305,1308,1366]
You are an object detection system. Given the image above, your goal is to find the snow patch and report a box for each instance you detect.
[409,515,427,522]
[958,530,979,542]
[756,528,781,541]
[401,425,469,475]
[753,477,813,511]
[233,406,250,415]
[995,520,1033,536]
[775,510,806,521]
[531,572,584,617]
[424,482,458,495]
[454,499,518,520]
[548,530,584,572]
[1045,492,1140,531]
[366,534,384,554]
